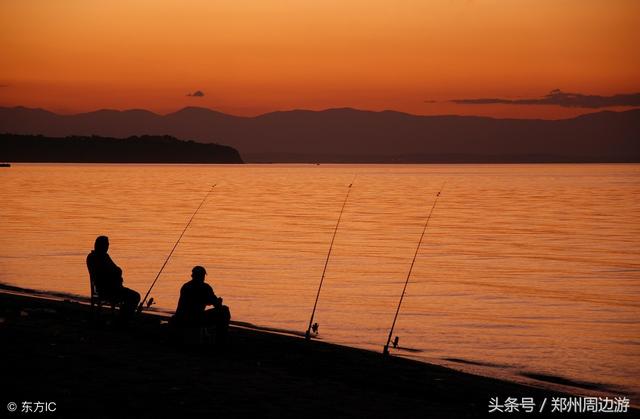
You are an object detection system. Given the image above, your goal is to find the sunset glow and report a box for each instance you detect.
[1,0,639,118]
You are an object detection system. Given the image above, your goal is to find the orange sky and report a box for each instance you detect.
[1,0,639,118]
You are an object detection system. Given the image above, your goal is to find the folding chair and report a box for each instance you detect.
[89,275,118,320]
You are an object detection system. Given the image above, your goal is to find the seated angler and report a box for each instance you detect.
[173,266,231,344]
[86,235,141,322]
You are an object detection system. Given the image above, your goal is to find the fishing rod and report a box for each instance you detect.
[137,184,216,313]
[383,182,445,355]
[305,177,356,340]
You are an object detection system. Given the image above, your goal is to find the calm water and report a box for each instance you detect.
[1,164,639,399]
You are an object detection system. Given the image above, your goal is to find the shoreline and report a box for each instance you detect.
[0,282,633,401]
[1,290,637,417]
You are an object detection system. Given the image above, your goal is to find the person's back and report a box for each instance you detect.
[86,239,123,298]
[86,235,140,322]
[175,278,217,325]
[173,266,231,344]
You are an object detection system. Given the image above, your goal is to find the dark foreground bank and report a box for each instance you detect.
[0,292,636,418]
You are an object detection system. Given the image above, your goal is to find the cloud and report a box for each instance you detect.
[452,89,640,108]
[187,90,205,97]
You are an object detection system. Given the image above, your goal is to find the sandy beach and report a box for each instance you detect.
[1,290,635,418]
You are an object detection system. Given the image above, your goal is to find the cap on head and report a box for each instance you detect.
[192,265,207,279]
[94,236,109,253]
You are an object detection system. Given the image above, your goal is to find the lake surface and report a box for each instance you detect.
[1,163,639,400]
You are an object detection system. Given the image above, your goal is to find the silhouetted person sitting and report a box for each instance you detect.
[86,235,140,323]
[173,266,231,344]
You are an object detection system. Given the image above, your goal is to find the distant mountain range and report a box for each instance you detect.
[1,106,638,163]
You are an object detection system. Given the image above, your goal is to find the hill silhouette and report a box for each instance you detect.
[0,134,243,163]
[1,106,638,162]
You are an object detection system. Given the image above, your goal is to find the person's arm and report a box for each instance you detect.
[105,254,123,286]
[205,284,222,308]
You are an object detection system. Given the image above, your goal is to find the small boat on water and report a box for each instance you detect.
[0,163,11,167]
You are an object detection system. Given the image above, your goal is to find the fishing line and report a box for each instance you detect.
[137,184,216,313]
[305,176,356,340]
[383,182,446,355]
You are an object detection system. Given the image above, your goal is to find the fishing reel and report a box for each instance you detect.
[304,322,320,340]
[146,297,155,309]
[392,336,399,348]
[383,336,400,356]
